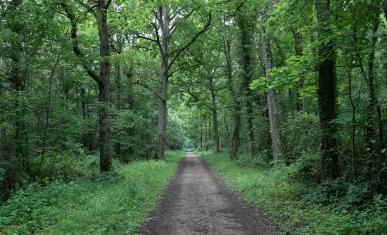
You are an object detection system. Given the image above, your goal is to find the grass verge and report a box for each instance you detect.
[198,151,386,234]
[0,151,183,234]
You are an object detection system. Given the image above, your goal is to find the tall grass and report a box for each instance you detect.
[0,151,183,234]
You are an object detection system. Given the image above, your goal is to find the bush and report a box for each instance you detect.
[287,151,320,183]
[236,153,269,168]
[281,112,320,164]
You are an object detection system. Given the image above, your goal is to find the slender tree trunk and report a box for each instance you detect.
[231,105,241,159]
[97,5,112,171]
[9,0,29,179]
[209,75,220,152]
[155,5,170,160]
[365,17,383,151]
[291,29,305,111]
[223,20,241,159]
[40,53,61,173]
[347,66,356,177]
[200,126,203,149]
[316,0,341,180]
[205,121,210,151]
[115,65,121,111]
[114,63,124,161]
[124,65,135,156]
[80,87,91,150]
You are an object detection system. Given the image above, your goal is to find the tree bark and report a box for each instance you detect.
[347,65,356,177]
[316,0,341,180]
[223,19,241,159]
[155,5,170,160]
[365,16,383,151]
[261,0,282,161]
[200,126,203,149]
[153,6,211,159]
[209,74,220,152]
[236,11,255,156]
[60,1,113,172]
[114,63,124,161]
[96,5,113,171]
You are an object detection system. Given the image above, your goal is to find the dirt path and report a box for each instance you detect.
[140,152,279,235]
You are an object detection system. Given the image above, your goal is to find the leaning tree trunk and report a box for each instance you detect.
[97,6,112,171]
[316,0,340,180]
[155,5,170,160]
[261,0,282,161]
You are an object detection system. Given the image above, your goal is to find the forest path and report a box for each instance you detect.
[140,152,279,235]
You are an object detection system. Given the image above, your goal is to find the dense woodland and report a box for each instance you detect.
[0,0,386,233]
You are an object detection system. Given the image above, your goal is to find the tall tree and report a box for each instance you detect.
[261,0,282,160]
[236,6,256,156]
[315,0,340,180]
[60,0,113,171]
[136,3,211,160]
[222,19,241,159]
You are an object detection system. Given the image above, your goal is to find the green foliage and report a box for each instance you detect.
[199,152,387,234]
[235,153,269,169]
[280,112,320,163]
[0,151,183,234]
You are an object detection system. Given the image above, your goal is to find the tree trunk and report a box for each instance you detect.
[115,65,121,111]
[231,105,241,159]
[97,5,112,171]
[348,65,357,177]
[80,87,91,150]
[261,25,282,160]
[236,11,255,156]
[365,16,383,151]
[10,0,29,177]
[316,0,341,180]
[114,63,124,161]
[292,29,305,111]
[200,126,203,149]
[209,75,220,152]
[223,19,241,159]
[60,1,113,172]
[155,5,170,160]
[384,0,387,19]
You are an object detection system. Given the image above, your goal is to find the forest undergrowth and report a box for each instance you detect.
[0,151,183,234]
[198,151,387,234]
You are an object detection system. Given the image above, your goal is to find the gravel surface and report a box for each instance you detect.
[140,152,279,235]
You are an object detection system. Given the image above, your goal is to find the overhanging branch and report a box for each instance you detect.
[168,13,212,70]
[59,1,101,85]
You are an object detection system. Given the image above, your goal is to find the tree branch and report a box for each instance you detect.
[59,1,101,85]
[134,33,159,43]
[168,13,212,70]
[186,90,213,111]
[133,80,165,102]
